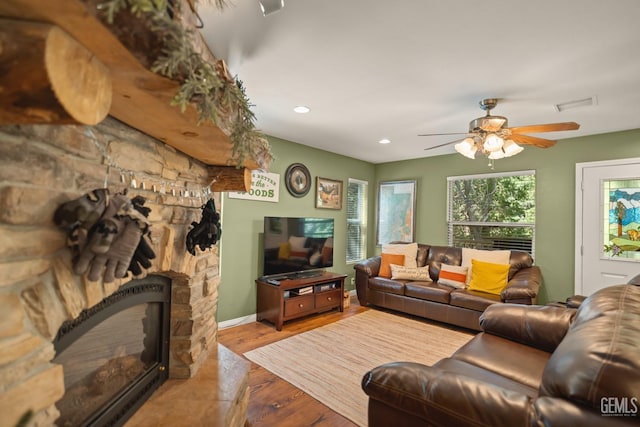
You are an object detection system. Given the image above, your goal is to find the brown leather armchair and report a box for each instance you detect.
[361,284,640,426]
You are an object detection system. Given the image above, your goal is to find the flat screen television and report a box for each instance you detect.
[262,216,334,278]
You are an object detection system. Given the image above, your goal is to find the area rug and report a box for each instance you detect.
[243,310,474,426]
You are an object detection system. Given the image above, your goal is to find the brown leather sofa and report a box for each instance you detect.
[361,283,640,427]
[354,244,541,331]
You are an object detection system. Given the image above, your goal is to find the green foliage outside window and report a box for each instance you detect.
[448,173,535,254]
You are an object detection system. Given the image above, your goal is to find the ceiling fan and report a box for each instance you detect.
[419,98,580,159]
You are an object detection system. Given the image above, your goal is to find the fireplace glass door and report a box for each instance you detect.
[53,276,170,427]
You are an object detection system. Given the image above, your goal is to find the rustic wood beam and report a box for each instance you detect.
[0,19,111,125]
[0,0,271,170]
[208,166,252,192]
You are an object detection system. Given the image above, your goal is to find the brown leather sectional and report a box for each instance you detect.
[354,244,542,331]
[361,283,640,426]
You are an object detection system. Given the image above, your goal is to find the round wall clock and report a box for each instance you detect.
[285,163,311,197]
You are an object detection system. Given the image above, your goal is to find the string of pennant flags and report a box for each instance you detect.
[84,127,215,207]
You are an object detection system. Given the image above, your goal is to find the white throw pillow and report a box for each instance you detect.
[382,243,418,268]
[461,248,511,285]
[289,236,308,252]
[390,264,432,281]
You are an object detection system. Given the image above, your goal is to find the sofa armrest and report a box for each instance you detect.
[480,304,577,352]
[501,265,541,304]
[566,294,587,308]
[354,256,380,306]
[362,362,534,427]
[533,397,626,426]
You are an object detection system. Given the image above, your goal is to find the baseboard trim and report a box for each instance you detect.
[219,313,257,330]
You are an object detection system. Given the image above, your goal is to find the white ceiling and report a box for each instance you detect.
[199,0,640,164]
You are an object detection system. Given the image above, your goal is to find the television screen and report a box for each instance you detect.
[263,216,334,278]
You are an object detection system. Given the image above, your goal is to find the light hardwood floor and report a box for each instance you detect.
[217,296,369,427]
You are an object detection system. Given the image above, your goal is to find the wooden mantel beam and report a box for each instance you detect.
[0,19,111,125]
[0,0,268,170]
[208,166,252,192]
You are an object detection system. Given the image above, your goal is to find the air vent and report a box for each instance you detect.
[554,96,597,112]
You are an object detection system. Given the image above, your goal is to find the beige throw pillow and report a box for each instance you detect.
[382,243,418,268]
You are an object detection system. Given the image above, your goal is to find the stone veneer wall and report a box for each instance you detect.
[0,117,221,427]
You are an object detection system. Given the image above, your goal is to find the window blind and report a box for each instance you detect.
[347,178,368,263]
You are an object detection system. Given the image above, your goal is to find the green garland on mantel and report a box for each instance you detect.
[98,0,272,167]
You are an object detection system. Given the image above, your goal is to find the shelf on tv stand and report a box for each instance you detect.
[256,271,347,331]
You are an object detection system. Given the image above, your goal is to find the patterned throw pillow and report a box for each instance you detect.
[439,264,468,288]
[379,253,406,278]
[390,264,432,281]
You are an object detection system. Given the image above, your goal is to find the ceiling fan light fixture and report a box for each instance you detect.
[502,139,524,157]
[455,138,477,159]
[483,133,504,152]
[488,149,505,160]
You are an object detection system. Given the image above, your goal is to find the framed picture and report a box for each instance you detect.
[376,179,417,245]
[316,177,343,210]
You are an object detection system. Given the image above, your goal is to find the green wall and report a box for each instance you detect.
[218,129,640,322]
[374,128,640,304]
[218,136,376,323]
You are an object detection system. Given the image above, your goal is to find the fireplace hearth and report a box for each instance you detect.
[53,276,171,427]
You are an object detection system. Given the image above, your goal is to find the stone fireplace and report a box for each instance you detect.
[0,117,240,426]
[53,275,171,427]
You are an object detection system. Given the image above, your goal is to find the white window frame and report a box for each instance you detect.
[447,170,536,256]
[346,178,368,263]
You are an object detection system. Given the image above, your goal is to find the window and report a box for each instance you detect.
[347,178,368,263]
[301,218,334,238]
[447,171,535,255]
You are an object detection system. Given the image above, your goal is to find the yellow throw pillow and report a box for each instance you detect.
[467,259,510,295]
[379,253,406,278]
[278,242,290,259]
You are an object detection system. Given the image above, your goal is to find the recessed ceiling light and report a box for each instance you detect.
[293,106,310,114]
[378,138,391,144]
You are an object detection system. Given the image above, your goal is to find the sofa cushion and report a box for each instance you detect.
[369,277,405,295]
[450,289,501,311]
[539,284,640,411]
[426,246,463,281]
[467,259,510,295]
[405,282,452,304]
[433,358,540,398]
[416,244,430,267]
[450,332,550,390]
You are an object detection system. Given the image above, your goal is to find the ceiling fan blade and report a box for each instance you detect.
[424,137,465,150]
[509,122,580,134]
[418,132,468,137]
[509,134,556,148]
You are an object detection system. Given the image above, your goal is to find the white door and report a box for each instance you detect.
[576,158,640,296]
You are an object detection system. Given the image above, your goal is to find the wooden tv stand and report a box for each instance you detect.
[256,271,347,331]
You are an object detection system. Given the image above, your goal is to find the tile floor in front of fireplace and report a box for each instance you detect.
[124,344,250,427]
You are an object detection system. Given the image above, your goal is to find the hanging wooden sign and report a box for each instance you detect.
[228,171,280,203]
